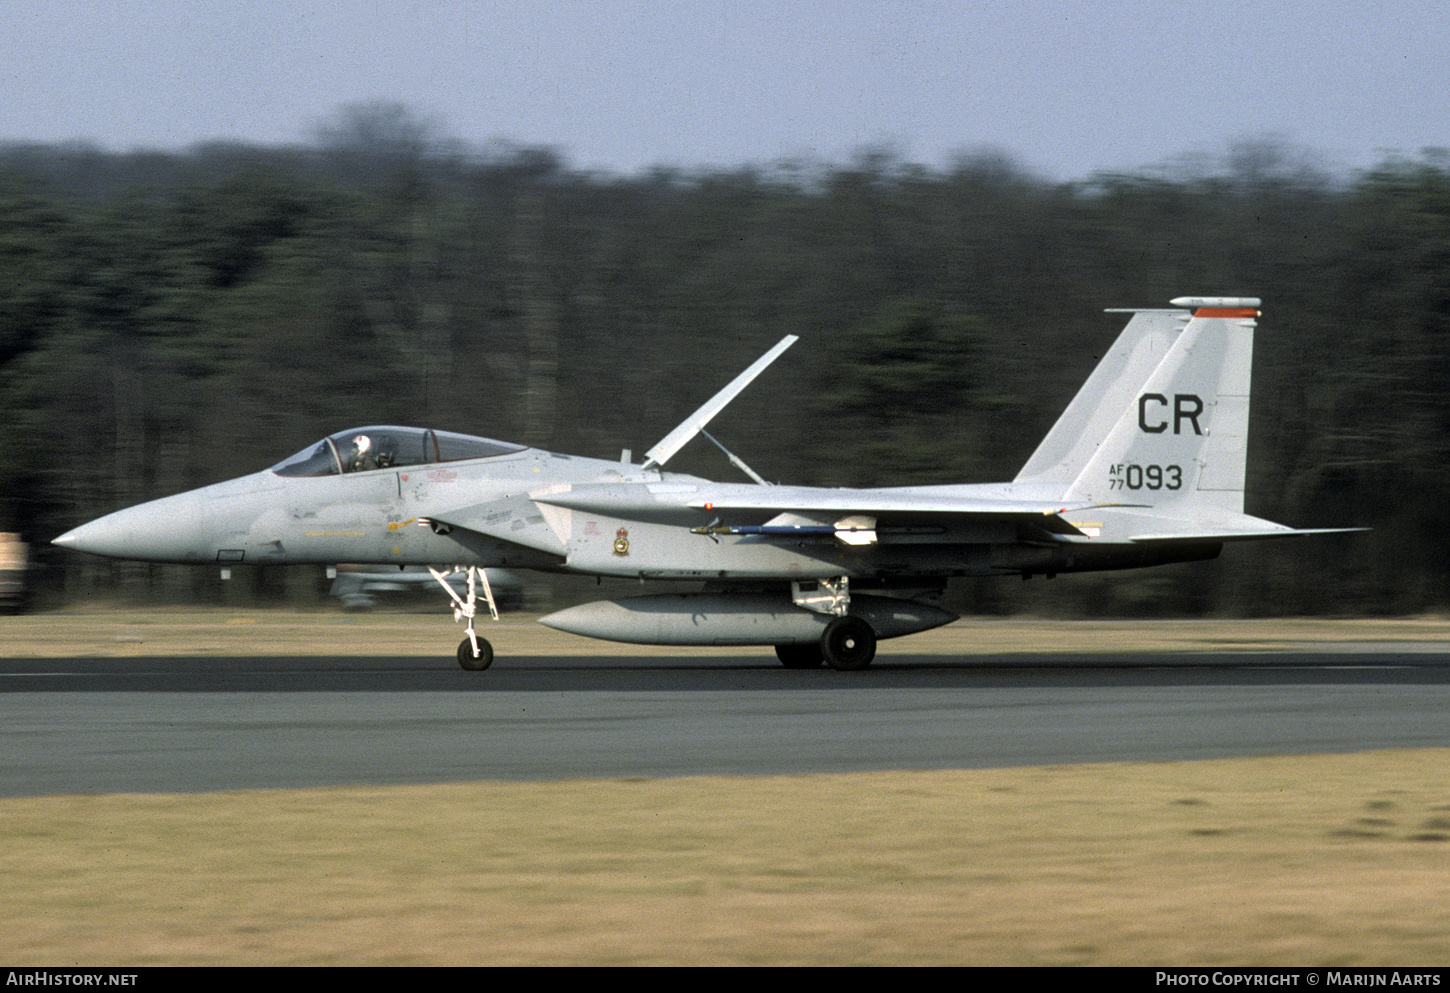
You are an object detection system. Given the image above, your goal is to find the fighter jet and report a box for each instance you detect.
[54,297,1356,670]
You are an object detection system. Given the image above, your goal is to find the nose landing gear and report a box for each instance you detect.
[431,566,499,671]
[457,636,494,671]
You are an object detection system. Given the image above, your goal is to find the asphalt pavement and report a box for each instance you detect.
[4,650,1450,797]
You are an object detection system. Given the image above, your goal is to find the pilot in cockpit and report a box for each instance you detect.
[349,434,375,472]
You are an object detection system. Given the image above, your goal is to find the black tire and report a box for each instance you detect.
[821,616,876,671]
[457,636,494,671]
[775,643,825,669]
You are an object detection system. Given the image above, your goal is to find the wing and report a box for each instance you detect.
[529,481,1097,540]
[525,482,1367,547]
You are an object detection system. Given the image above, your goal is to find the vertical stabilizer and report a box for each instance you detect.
[1063,298,1260,513]
[1015,308,1189,486]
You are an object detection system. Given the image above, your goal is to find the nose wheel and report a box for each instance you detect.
[457,636,494,671]
[431,565,500,671]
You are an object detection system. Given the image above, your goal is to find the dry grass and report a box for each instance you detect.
[5,612,1450,964]
[3,752,1450,965]
[7,608,1450,658]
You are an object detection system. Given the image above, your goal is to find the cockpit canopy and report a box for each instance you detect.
[270,426,526,476]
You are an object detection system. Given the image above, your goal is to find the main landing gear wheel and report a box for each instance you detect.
[457,637,494,671]
[775,643,825,669]
[821,616,876,671]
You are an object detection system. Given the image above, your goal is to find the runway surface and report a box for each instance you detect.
[4,650,1450,797]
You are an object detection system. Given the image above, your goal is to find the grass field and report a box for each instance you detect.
[3,611,1449,965]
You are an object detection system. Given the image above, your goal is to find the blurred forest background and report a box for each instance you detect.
[1,105,1442,616]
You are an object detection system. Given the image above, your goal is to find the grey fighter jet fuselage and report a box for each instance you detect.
[54,298,1360,670]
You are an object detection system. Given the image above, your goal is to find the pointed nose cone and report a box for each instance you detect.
[53,490,208,563]
[50,528,82,549]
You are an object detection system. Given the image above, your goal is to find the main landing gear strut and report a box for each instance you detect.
[773,577,878,671]
[431,566,498,671]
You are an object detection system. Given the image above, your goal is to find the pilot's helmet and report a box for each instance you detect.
[353,434,372,456]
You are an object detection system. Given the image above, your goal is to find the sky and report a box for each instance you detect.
[2,0,1447,180]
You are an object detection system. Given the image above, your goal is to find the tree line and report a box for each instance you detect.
[2,107,1443,615]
